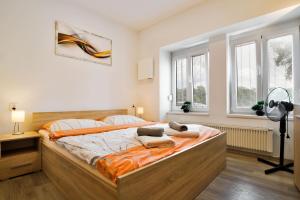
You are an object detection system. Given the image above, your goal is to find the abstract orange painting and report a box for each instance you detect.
[55,21,112,65]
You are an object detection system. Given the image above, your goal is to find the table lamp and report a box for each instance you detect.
[11,108,25,135]
[137,107,144,118]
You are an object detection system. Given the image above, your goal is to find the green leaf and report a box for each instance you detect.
[257,101,264,105]
[251,104,259,111]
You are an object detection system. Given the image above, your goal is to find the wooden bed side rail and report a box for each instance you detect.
[42,144,118,200]
[117,133,227,200]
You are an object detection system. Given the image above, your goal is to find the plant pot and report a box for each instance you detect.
[256,110,265,116]
[183,108,190,113]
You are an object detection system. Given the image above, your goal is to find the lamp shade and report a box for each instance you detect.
[137,107,144,115]
[11,110,25,123]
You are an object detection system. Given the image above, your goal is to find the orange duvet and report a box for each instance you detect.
[96,126,220,183]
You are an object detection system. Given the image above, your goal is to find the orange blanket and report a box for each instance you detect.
[96,127,221,183]
[49,122,157,140]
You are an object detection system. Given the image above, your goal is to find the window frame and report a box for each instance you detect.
[262,27,299,102]
[171,43,209,112]
[191,53,209,110]
[174,56,188,106]
[229,35,261,114]
[229,24,299,114]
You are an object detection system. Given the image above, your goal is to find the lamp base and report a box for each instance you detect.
[137,114,143,119]
[257,157,294,174]
[12,132,24,135]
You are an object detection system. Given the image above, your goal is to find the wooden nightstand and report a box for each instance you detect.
[0,131,41,180]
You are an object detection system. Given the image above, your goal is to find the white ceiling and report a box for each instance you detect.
[69,0,206,31]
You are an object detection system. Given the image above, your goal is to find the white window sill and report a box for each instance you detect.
[227,114,268,120]
[227,113,294,120]
[167,111,209,116]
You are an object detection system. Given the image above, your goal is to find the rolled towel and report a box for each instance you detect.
[169,121,188,132]
[136,135,175,148]
[137,127,164,137]
[165,128,199,138]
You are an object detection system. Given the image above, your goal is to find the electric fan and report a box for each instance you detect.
[257,87,294,174]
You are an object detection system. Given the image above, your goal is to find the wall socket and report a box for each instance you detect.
[9,103,16,111]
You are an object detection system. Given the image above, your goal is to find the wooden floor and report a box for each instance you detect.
[0,152,299,200]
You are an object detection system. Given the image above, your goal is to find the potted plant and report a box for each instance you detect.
[251,100,265,116]
[181,101,191,113]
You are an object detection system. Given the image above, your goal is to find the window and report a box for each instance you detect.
[172,44,209,112]
[175,58,187,105]
[192,55,208,107]
[229,26,298,114]
[267,35,294,100]
[235,42,257,108]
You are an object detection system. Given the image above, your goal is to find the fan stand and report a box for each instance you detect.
[257,116,294,174]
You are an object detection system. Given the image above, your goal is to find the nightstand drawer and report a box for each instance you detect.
[0,151,41,180]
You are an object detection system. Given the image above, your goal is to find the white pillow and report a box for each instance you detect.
[103,115,145,125]
[44,119,107,132]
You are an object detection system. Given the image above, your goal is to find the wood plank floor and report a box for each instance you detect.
[197,152,300,200]
[0,152,299,200]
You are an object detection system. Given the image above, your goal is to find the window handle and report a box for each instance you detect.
[168,94,173,102]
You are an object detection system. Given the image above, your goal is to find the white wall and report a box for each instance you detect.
[137,0,300,159]
[0,0,138,133]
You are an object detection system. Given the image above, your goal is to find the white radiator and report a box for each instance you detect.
[204,123,273,153]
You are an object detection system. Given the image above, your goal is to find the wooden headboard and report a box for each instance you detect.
[32,109,127,130]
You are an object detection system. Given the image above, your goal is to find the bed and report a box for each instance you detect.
[32,109,226,200]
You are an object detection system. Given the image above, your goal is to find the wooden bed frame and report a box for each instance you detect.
[32,109,226,200]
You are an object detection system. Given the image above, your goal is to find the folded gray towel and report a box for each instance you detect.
[169,121,188,132]
[137,127,164,137]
